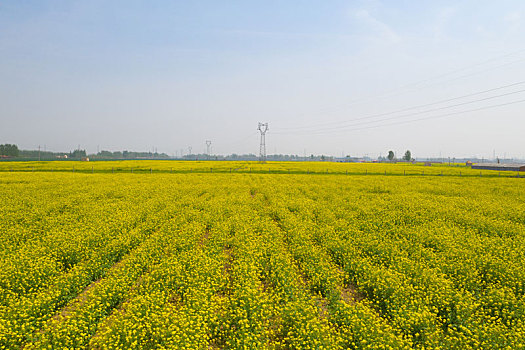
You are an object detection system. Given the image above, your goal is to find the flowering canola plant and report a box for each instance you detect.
[0,162,524,349]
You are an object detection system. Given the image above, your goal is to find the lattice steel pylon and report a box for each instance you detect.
[206,140,212,158]
[257,122,269,162]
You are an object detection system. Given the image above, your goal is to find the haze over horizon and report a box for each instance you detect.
[2,1,525,159]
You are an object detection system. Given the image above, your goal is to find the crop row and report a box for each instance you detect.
[0,172,524,348]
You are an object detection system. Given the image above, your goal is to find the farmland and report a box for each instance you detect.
[1,161,525,349]
[0,160,523,178]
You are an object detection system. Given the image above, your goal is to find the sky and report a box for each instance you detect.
[1,0,525,159]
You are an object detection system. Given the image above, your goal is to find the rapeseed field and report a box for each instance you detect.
[1,161,524,349]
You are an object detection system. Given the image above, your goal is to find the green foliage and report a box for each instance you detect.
[0,144,19,157]
[69,149,87,159]
[404,150,412,161]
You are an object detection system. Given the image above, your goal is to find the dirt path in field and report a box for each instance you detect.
[198,227,211,247]
[335,267,365,305]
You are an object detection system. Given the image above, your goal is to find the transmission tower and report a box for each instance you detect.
[258,122,269,162]
[206,140,212,158]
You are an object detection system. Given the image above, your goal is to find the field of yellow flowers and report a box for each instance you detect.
[1,161,524,349]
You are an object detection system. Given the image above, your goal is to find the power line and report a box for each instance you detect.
[274,51,525,128]
[274,80,525,131]
[280,98,525,136]
[273,87,525,135]
[218,132,258,149]
[353,98,525,133]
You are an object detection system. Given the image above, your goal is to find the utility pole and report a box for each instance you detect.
[258,122,269,163]
[188,146,192,155]
[38,145,41,161]
[206,140,212,159]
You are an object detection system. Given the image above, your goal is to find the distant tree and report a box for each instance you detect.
[70,149,87,159]
[387,150,395,161]
[0,144,19,157]
[94,150,124,159]
[98,150,113,158]
[403,150,412,161]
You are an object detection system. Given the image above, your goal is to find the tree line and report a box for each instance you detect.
[0,144,19,157]
[387,150,413,162]
[1,143,415,162]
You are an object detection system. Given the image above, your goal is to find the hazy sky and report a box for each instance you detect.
[2,1,525,158]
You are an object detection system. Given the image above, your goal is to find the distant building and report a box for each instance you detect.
[471,163,525,172]
[334,157,364,163]
[81,157,90,162]
[465,161,473,167]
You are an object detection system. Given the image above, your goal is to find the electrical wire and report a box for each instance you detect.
[274,51,525,129]
[273,87,525,135]
[274,80,525,131]
[279,98,525,136]
[215,131,259,153]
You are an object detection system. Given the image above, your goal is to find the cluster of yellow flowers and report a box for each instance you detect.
[0,162,524,349]
[0,159,521,178]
